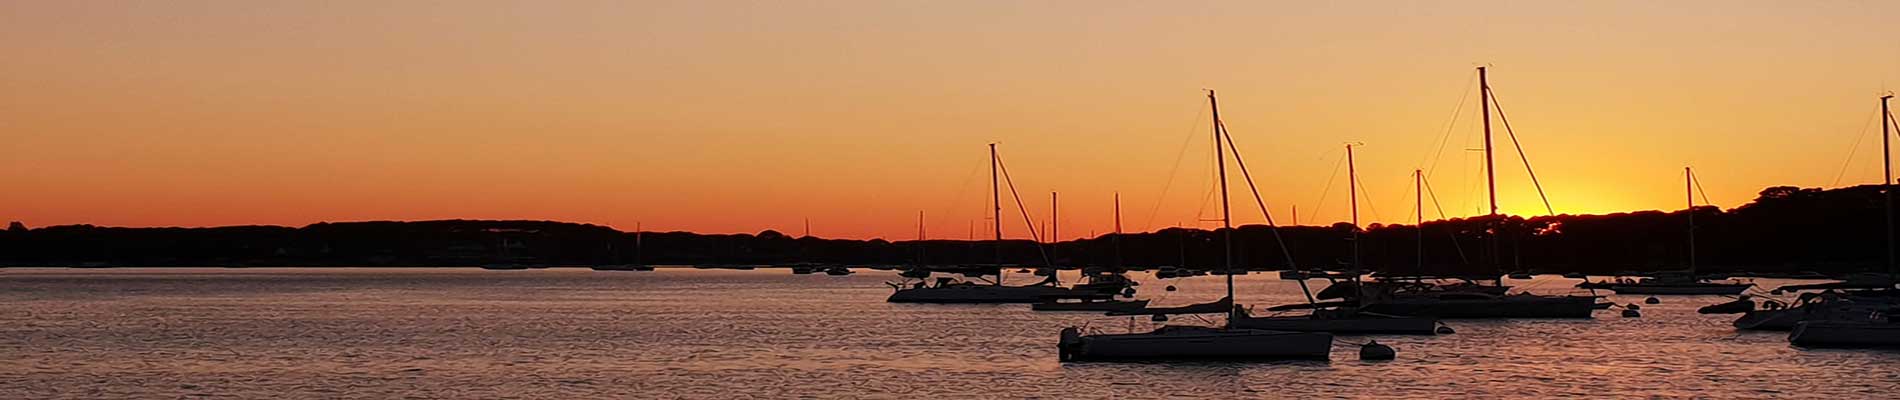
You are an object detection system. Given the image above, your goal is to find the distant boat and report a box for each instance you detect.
[1230,303,1439,335]
[1735,289,1895,331]
[593,223,651,271]
[1506,273,1534,280]
[1606,167,1751,296]
[481,264,532,270]
[1361,291,1597,319]
[1231,148,1440,335]
[1351,67,1598,319]
[888,274,1087,303]
[1561,272,1588,279]
[1789,318,1900,348]
[1058,325,1332,361]
[591,264,653,272]
[886,145,1108,304]
[1058,90,1333,362]
[484,237,534,270]
[1607,277,1750,295]
[1032,299,1149,312]
[825,266,853,276]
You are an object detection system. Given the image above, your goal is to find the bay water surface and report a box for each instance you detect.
[2,268,1896,398]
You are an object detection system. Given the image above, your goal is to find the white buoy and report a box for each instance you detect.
[1359,340,1396,360]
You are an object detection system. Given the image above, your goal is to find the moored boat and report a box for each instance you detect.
[1058,325,1332,361]
[1057,90,1334,362]
[1789,319,1900,348]
[1032,299,1150,312]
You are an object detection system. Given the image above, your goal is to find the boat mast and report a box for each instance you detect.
[1416,169,1424,273]
[1113,192,1123,269]
[1479,66,1501,285]
[991,143,1004,285]
[917,210,926,266]
[1686,166,1696,277]
[1884,94,1895,282]
[1210,90,1236,320]
[1051,191,1059,269]
[1348,143,1360,271]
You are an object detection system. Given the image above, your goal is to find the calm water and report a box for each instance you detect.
[2,268,1897,399]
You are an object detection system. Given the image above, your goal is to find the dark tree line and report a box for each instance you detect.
[1,184,1894,275]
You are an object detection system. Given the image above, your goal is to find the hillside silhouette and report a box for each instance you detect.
[1,184,1893,275]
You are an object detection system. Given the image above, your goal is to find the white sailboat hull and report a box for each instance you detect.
[1789,321,1900,347]
[1059,326,1332,361]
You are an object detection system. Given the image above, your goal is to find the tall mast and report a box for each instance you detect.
[1210,90,1236,319]
[990,143,1003,285]
[635,221,643,266]
[1113,192,1123,268]
[1686,167,1696,276]
[1416,169,1424,273]
[1348,143,1360,270]
[1884,94,1895,281]
[1051,191,1059,267]
[1479,66,1502,281]
[917,210,926,266]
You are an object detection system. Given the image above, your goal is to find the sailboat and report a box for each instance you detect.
[593,223,655,271]
[1035,192,1146,312]
[1605,167,1751,295]
[1733,95,1900,332]
[1057,90,1334,361]
[1785,93,1900,347]
[887,144,1105,303]
[1353,67,1597,319]
[1228,146,1441,334]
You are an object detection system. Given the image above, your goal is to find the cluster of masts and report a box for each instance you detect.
[873,67,1900,360]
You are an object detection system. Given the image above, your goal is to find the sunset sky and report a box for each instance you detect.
[4,1,1900,240]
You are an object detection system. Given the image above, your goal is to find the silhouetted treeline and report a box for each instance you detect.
[1,184,1895,275]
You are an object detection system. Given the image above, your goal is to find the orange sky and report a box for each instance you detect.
[4,1,1900,240]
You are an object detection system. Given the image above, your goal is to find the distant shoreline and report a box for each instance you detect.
[4,184,1899,276]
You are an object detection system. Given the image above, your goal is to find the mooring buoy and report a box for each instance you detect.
[1645,297,1661,304]
[1360,340,1396,360]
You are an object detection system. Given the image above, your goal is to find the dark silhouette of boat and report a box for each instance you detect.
[1058,90,1333,361]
